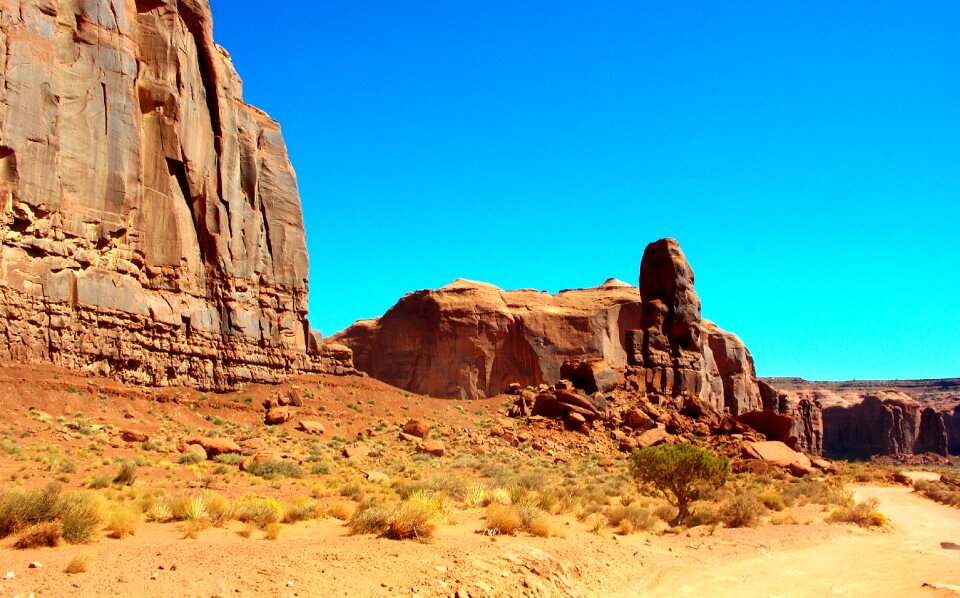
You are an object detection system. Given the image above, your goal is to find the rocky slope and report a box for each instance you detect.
[335,238,822,454]
[0,0,352,389]
[766,378,960,458]
[332,278,643,399]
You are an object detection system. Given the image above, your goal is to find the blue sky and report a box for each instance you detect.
[209,1,958,380]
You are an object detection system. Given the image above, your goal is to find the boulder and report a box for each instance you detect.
[296,420,326,435]
[342,445,371,459]
[183,444,208,461]
[265,407,295,426]
[622,408,656,431]
[561,359,619,394]
[735,410,795,444]
[636,428,671,448]
[120,429,149,443]
[416,440,446,457]
[743,441,810,469]
[402,419,431,439]
[184,436,242,458]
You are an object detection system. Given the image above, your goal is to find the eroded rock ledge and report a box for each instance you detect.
[0,0,353,389]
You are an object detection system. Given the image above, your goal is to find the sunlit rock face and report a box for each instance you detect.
[0,0,352,389]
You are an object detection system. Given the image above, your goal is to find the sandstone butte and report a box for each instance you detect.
[0,0,353,390]
[333,238,824,455]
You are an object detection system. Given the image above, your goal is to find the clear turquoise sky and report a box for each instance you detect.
[209,1,958,380]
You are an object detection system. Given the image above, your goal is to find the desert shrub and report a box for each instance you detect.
[484,504,522,535]
[233,494,283,528]
[246,460,304,480]
[87,475,111,489]
[758,493,786,512]
[203,492,233,527]
[528,516,562,538]
[630,444,730,526]
[0,482,63,537]
[64,553,93,574]
[145,499,173,523]
[914,480,960,507]
[385,493,443,541]
[784,478,852,508]
[57,491,105,544]
[829,497,886,527]
[584,512,608,534]
[283,495,321,523]
[653,503,677,523]
[113,461,138,486]
[686,506,722,528]
[397,475,470,502]
[349,503,394,536]
[214,453,245,466]
[178,453,203,465]
[327,500,356,521]
[721,494,766,528]
[604,505,657,533]
[105,503,139,539]
[338,483,366,502]
[14,521,63,549]
[181,517,210,539]
[264,522,283,540]
[483,487,512,506]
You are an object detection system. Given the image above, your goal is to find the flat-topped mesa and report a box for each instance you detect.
[330,281,644,400]
[625,238,821,454]
[0,0,353,389]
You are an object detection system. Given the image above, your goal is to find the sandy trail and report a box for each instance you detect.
[632,480,960,598]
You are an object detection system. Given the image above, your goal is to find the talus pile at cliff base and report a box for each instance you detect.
[0,0,353,390]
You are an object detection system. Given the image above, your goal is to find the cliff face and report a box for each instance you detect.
[0,0,352,389]
[331,279,643,399]
[768,379,959,458]
[624,239,819,454]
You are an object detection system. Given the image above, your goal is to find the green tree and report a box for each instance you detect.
[630,443,729,526]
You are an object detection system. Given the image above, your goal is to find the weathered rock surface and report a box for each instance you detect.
[769,378,959,458]
[0,0,352,390]
[331,278,643,399]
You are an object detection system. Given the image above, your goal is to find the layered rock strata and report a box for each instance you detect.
[331,279,643,399]
[768,379,959,458]
[0,0,352,389]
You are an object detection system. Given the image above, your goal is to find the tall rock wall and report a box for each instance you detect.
[0,0,352,389]
[331,279,643,399]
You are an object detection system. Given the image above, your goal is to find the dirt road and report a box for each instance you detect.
[634,479,960,598]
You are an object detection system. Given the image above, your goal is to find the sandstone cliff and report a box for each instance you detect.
[0,0,352,389]
[331,278,643,399]
[766,378,960,458]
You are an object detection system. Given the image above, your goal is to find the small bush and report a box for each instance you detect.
[283,496,320,523]
[759,493,786,512]
[14,521,63,549]
[105,504,140,539]
[113,461,138,486]
[585,512,608,534]
[246,460,304,480]
[233,494,283,528]
[58,492,105,543]
[385,494,443,541]
[181,517,210,539]
[64,553,93,574]
[721,494,766,528]
[328,500,356,521]
[485,504,522,535]
[178,453,203,465]
[829,498,886,527]
[214,453,245,466]
[203,492,233,527]
[604,505,656,534]
[349,504,394,536]
[87,475,111,489]
[528,516,562,538]
[264,522,283,540]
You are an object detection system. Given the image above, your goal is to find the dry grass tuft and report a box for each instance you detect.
[64,553,94,574]
[13,521,63,549]
[828,497,887,527]
[484,504,522,535]
[105,504,140,539]
[327,501,356,521]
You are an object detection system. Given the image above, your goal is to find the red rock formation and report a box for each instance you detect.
[0,0,352,389]
[331,279,643,399]
[822,392,922,458]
